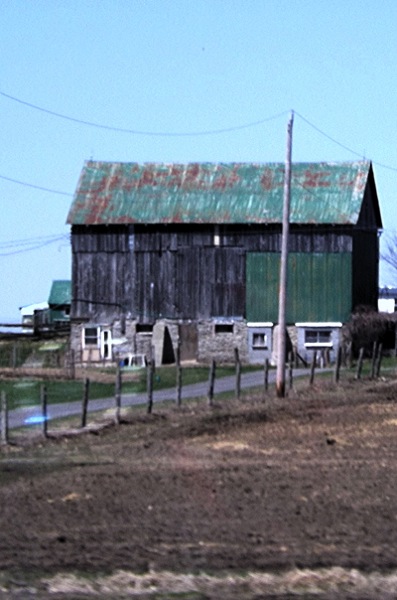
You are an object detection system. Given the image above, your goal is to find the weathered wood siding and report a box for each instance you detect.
[72,222,374,322]
[72,226,130,320]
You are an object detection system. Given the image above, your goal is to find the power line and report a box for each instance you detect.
[4,88,397,172]
[0,90,289,137]
[1,93,397,195]
[1,226,396,259]
[0,234,69,256]
[0,173,73,196]
[295,111,397,174]
[2,89,397,168]
[0,233,69,249]
[295,111,364,158]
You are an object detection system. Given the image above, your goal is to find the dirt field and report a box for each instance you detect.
[2,376,397,598]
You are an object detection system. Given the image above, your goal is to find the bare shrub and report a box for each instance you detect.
[344,307,396,357]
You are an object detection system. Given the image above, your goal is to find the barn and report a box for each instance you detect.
[66,160,382,366]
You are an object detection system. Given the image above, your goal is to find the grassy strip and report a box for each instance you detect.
[0,365,260,411]
[3,356,396,413]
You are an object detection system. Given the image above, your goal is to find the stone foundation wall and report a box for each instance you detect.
[71,317,342,368]
[197,320,248,364]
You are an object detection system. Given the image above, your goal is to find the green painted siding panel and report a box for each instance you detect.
[246,254,279,322]
[246,253,352,323]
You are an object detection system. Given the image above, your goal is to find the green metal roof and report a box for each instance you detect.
[67,160,381,226]
[48,280,71,306]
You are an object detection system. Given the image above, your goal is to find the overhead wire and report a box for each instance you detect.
[0,173,73,196]
[294,111,365,159]
[0,234,69,256]
[1,88,397,197]
[0,90,289,137]
[294,111,397,174]
[3,88,397,172]
[0,233,69,249]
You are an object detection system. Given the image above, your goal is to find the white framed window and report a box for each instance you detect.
[252,332,268,349]
[83,326,112,359]
[304,329,332,347]
[136,323,153,335]
[84,326,100,347]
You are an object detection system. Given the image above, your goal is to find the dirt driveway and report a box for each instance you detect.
[2,377,397,598]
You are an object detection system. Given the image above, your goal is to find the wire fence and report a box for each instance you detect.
[0,343,390,446]
[0,339,74,378]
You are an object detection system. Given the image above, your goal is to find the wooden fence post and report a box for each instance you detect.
[264,358,269,393]
[234,347,241,400]
[355,347,365,380]
[114,365,122,424]
[333,346,342,384]
[176,342,182,407]
[207,359,216,407]
[1,391,8,446]
[370,341,377,379]
[346,341,353,369]
[40,384,48,439]
[12,343,17,370]
[309,351,317,386]
[288,352,293,391]
[81,377,90,428]
[375,343,383,378]
[147,359,154,414]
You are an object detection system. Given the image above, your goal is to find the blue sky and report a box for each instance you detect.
[1,0,397,321]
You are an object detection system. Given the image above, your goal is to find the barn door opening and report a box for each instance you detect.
[162,326,175,364]
[179,323,198,362]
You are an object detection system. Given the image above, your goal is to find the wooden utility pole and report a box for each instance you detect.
[276,111,294,398]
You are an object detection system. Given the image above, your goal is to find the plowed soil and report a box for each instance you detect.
[2,377,397,598]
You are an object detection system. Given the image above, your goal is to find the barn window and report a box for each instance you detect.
[214,225,221,246]
[83,326,112,358]
[214,323,234,334]
[252,332,268,349]
[304,329,332,347]
[136,323,153,334]
[84,326,99,346]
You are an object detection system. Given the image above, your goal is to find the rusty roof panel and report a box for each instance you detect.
[67,160,378,226]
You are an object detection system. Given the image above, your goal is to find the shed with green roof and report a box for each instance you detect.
[48,280,71,325]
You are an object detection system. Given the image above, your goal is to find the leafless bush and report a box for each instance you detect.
[344,307,396,357]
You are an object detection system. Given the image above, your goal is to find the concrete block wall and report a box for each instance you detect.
[70,321,83,361]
